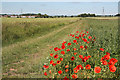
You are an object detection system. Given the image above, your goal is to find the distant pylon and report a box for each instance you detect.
[102,7,105,16]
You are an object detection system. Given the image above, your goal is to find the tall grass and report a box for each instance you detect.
[2,18,79,47]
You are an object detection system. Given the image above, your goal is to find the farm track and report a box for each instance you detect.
[2,19,87,78]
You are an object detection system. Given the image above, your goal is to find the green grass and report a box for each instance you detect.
[2,17,85,78]
[2,17,119,78]
[2,18,79,47]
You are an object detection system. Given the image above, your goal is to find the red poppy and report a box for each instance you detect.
[110,58,118,63]
[82,34,85,37]
[61,51,65,55]
[74,53,77,55]
[85,64,91,70]
[57,60,61,64]
[106,52,110,55]
[80,45,84,49]
[83,38,87,42]
[108,61,115,66]
[49,70,51,74]
[74,68,79,73]
[58,48,61,50]
[87,31,89,33]
[79,55,83,59]
[79,35,81,37]
[109,65,116,72]
[50,60,54,64]
[58,70,62,74]
[50,53,54,57]
[65,65,69,68]
[94,66,101,73]
[87,41,90,44]
[72,35,75,37]
[54,47,59,51]
[54,54,58,59]
[100,48,104,51]
[68,43,71,46]
[73,40,77,43]
[63,77,69,80]
[43,65,49,69]
[76,31,79,33]
[102,60,107,65]
[100,57,106,62]
[71,56,75,61]
[76,36,79,39]
[67,49,70,52]
[88,36,92,39]
[44,72,47,76]
[82,58,87,62]
[73,48,77,51]
[104,55,110,60]
[52,63,56,67]
[60,58,63,61]
[76,65,82,70]
[85,46,87,49]
[61,45,65,49]
[72,74,77,79]
[65,69,69,72]
[70,34,72,36]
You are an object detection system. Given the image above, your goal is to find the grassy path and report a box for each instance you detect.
[3,18,87,78]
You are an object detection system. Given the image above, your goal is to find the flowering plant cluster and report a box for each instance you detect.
[42,30,118,79]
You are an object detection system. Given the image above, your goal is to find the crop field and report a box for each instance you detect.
[2,17,120,78]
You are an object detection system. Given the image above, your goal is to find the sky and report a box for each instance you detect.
[1,2,118,15]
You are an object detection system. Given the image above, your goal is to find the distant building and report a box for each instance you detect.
[10,16,18,18]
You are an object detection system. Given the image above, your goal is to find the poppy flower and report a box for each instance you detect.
[61,45,65,49]
[54,54,58,59]
[57,60,61,64]
[106,52,110,55]
[72,35,75,37]
[82,34,85,37]
[65,65,69,68]
[100,48,104,51]
[58,48,61,50]
[85,64,91,70]
[109,65,116,72]
[49,70,51,73]
[87,41,90,44]
[67,49,70,52]
[100,57,106,62]
[73,48,77,51]
[52,63,56,67]
[110,58,118,63]
[94,66,101,73]
[73,40,77,43]
[44,72,47,76]
[80,46,84,49]
[84,46,87,49]
[68,43,71,46]
[74,53,77,55]
[60,58,63,61]
[72,74,77,79]
[82,58,87,62]
[108,61,115,66]
[61,51,65,55]
[87,31,89,33]
[104,55,110,60]
[88,36,92,39]
[76,31,79,33]
[58,70,62,74]
[102,60,107,65]
[54,47,59,51]
[83,38,87,42]
[76,65,82,70]
[71,56,75,61]
[43,65,49,69]
[65,69,69,72]
[79,55,83,59]
[79,35,81,37]
[50,53,54,57]
[74,68,79,73]
[50,60,54,64]
[63,77,69,80]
